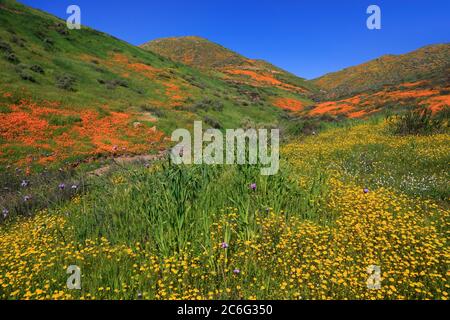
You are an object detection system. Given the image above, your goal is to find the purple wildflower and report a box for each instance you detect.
[221,242,229,249]
[2,208,8,218]
[249,183,257,191]
[233,268,240,274]
[363,188,369,194]
[21,180,29,187]
[59,183,66,190]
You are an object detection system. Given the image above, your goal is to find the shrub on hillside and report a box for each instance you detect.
[4,52,19,63]
[388,107,446,135]
[189,98,224,113]
[98,78,129,90]
[30,64,44,74]
[0,39,13,53]
[56,74,76,91]
[18,70,36,82]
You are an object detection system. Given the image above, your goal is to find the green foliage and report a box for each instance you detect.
[46,114,82,126]
[55,74,76,91]
[388,107,447,135]
[139,105,166,118]
[67,159,329,256]
[203,115,222,129]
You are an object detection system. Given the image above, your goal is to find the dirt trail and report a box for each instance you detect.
[87,150,167,177]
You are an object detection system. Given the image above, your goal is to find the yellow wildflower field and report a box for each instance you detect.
[0,121,449,300]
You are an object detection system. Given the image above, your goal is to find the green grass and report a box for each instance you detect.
[1,121,448,300]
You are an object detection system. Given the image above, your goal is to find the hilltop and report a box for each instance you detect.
[143,37,449,119]
[312,44,450,99]
[301,44,450,119]
[141,36,316,96]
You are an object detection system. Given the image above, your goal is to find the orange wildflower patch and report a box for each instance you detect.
[128,63,161,79]
[0,101,52,146]
[309,101,357,116]
[111,53,130,65]
[375,89,439,99]
[421,95,450,113]
[0,99,166,166]
[109,53,162,79]
[74,110,164,155]
[272,97,304,111]
[163,82,187,107]
[347,110,369,118]
[225,69,283,86]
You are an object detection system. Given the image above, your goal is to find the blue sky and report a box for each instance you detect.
[18,0,450,79]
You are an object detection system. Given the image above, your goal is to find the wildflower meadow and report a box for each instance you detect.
[1,119,448,300]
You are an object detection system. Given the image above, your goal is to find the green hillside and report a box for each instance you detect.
[0,0,313,170]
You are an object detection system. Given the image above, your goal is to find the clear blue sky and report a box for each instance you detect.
[18,0,450,79]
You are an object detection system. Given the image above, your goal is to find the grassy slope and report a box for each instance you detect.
[295,44,450,119]
[141,36,318,95]
[0,0,313,170]
[312,44,450,99]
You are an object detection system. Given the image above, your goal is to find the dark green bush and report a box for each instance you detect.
[30,64,44,74]
[19,70,36,82]
[388,107,446,135]
[0,39,13,53]
[204,116,222,129]
[4,52,19,63]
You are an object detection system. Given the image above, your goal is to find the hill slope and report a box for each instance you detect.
[0,0,314,170]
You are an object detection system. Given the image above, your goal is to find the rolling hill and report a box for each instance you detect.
[312,44,450,99]
[143,37,449,119]
[141,36,317,97]
[0,0,448,171]
[0,0,314,170]
[301,44,450,119]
